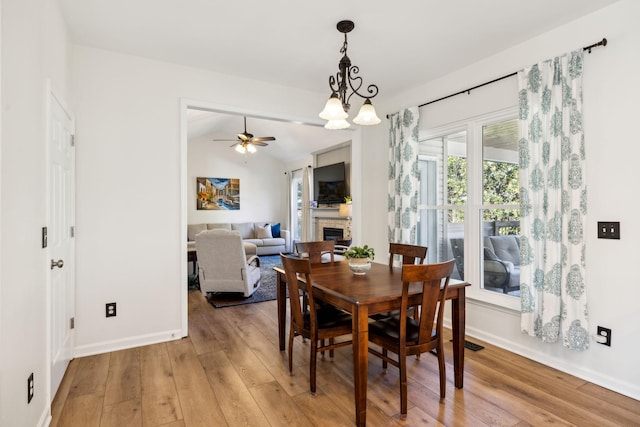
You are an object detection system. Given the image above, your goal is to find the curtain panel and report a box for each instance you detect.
[388,107,420,245]
[518,50,589,350]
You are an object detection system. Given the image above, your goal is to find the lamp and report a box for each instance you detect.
[319,20,381,129]
[339,202,352,239]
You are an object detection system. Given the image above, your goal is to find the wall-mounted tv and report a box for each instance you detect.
[313,162,346,204]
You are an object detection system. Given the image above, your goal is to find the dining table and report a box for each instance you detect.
[273,260,470,427]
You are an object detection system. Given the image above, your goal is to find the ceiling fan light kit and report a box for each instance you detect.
[214,116,275,154]
[320,20,381,129]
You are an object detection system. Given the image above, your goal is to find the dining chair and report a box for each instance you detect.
[280,254,353,394]
[295,240,337,264]
[367,259,455,414]
[373,243,429,321]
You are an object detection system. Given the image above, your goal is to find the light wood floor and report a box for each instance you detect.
[51,290,640,426]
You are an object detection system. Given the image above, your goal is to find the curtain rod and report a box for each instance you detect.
[386,37,607,117]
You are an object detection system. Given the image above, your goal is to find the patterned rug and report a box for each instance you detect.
[205,255,283,308]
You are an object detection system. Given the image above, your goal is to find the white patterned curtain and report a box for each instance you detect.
[518,50,589,350]
[388,107,420,244]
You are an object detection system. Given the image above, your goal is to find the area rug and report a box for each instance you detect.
[206,255,283,308]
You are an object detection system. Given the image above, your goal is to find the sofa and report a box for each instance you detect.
[450,235,520,294]
[188,221,290,256]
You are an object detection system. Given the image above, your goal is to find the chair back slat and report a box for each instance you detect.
[389,243,428,268]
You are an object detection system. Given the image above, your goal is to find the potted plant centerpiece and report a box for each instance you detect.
[343,244,375,275]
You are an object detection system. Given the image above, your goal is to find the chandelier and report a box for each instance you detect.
[319,20,381,129]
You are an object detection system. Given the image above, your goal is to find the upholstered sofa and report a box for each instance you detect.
[188,221,290,256]
[450,235,520,294]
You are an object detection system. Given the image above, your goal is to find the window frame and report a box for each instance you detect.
[420,106,520,310]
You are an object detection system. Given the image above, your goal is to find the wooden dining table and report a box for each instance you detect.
[273,260,470,427]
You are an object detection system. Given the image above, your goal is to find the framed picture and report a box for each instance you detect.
[196,177,240,210]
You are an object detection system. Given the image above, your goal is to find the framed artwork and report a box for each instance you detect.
[196,177,240,210]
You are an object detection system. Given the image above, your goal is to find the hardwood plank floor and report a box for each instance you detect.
[51,290,640,426]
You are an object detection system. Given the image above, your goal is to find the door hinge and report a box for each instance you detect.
[70,226,75,238]
[70,317,75,329]
[71,134,75,147]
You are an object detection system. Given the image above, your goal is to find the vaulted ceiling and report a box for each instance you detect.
[59,0,618,162]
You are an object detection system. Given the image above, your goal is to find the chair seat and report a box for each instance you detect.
[303,305,352,330]
[369,315,435,344]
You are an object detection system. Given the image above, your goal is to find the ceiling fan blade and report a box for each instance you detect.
[251,136,276,142]
[252,141,269,147]
[212,139,239,142]
[230,142,239,147]
[238,133,252,141]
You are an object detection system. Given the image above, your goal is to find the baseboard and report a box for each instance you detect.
[73,329,183,358]
[463,325,640,401]
[37,408,50,427]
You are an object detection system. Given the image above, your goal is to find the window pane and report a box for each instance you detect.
[482,119,519,205]
[481,117,521,297]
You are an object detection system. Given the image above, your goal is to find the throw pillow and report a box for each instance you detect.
[270,222,281,238]
[256,224,273,239]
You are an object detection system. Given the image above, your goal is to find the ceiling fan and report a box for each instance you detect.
[213,116,275,153]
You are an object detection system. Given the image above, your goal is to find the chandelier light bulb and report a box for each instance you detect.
[352,99,381,125]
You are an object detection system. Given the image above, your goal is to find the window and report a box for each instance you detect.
[419,108,520,308]
[290,169,303,242]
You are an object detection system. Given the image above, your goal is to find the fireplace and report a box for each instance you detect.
[323,227,344,241]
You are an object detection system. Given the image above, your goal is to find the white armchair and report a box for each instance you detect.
[195,229,261,297]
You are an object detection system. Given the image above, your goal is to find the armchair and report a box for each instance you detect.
[195,229,261,297]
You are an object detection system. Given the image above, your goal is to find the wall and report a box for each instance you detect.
[362,0,640,399]
[188,132,287,224]
[1,0,71,425]
[71,46,332,356]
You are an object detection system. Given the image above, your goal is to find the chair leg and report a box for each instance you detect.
[382,348,388,369]
[329,338,335,359]
[437,340,446,400]
[288,328,295,375]
[399,350,408,415]
[310,339,318,394]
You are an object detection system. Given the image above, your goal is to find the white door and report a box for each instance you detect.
[49,91,75,398]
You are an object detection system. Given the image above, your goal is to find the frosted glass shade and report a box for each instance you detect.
[324,119,350,130]
[319,95,348,120]
[246,144,256,153]
[352,99,381,125]
[235,144,246,154]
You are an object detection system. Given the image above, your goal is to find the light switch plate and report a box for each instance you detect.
[597,222,620,239]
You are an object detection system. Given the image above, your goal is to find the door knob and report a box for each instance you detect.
[51,259,64,269]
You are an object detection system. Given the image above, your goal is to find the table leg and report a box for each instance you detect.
[277,271,286,351]
[451,288,466,388]
[352,304,369,427]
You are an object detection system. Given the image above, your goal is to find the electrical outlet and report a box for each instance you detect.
[597,326,612,346]
[106,302,117,318]
[27,373,34,403]
[597,222,620,239]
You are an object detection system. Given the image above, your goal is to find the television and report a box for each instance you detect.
[313,162,347,205]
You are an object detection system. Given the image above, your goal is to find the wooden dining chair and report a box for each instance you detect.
[388,242,427,268]
[295,240,336,264]
[374,243,429,321]
[367,259,455,414]
[280,254,353,394]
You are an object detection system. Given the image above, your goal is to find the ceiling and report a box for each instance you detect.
[59,0,618,162]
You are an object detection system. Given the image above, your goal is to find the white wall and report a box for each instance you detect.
[188,133,287,224]
[71,46,332,356]
[363,0,640,399]
[1,0,71,425]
